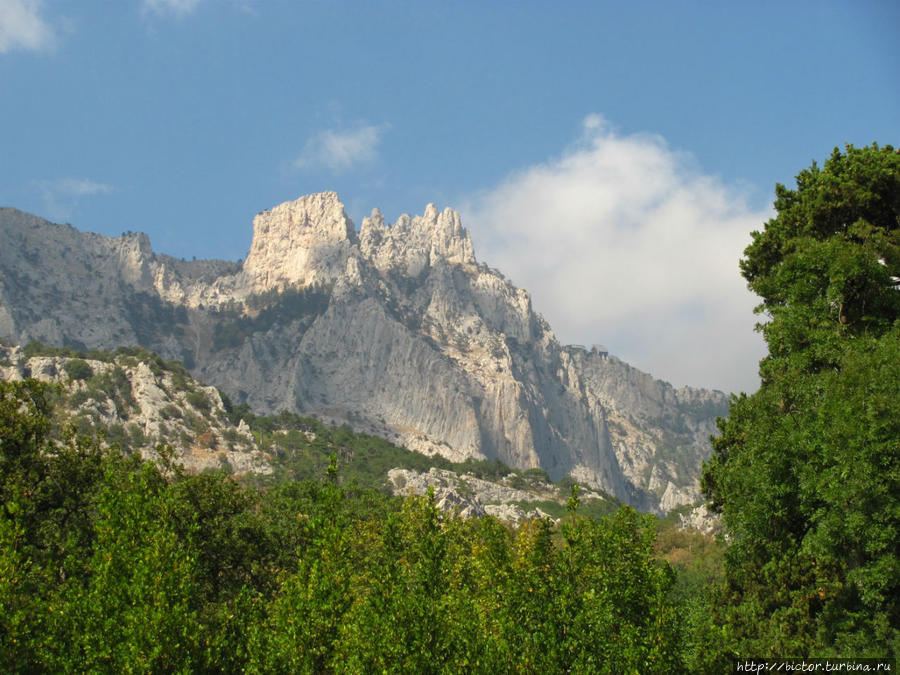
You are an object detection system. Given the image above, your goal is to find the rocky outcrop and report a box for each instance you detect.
[387,467,569,525]
[243,192,357,292]
[0,194,729,512]
[0,344,272,475]
[360,203,475,276]
[678,503,723,536]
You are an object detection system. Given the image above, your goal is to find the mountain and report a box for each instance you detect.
[4,342,628,527]
[0,193,728,512]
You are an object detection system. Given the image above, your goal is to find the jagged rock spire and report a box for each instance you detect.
[243,192,477,291]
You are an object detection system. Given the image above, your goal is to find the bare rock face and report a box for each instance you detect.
[360,203,475,276]
[679,503,723,536]
[243,191,357,292]
[0,193,729,512]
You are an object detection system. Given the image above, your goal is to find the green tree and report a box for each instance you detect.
[336,492,452,673]
[0,380,208,671]
[701,144,899,665]
[0,380,110,670]
[55,462,203,672]
[0,374,693,670]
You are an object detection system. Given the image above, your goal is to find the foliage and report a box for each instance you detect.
[21,342,188,379]
[22,340,113,363]
[212,284,331,351]
[230,405,533,492]
[185,389,211,414]
[654,518,726,670]
[1,377,694,672]
[63,358,93,381]
[700,144,899,665]
[122,290,189,346]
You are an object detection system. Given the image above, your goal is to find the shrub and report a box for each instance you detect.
[65,359,94,381]
[186,390,211,414]
[159,404,182,420]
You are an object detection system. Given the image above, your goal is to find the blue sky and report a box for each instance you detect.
[1,0,897,393]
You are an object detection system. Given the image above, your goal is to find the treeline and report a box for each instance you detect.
[20,342,190,381]
[1,378,693,673]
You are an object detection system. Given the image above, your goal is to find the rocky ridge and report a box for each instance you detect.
[0,344,272,475]
[387,467,614,526]
[2,343,635,527]
[0,194,729,512]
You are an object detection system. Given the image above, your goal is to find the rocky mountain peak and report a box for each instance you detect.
[242,191,357,292]
[360,201,475,276]
[112,231,154,287]
[239,192,475,293]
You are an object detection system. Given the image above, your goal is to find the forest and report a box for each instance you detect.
[1,144,897,672]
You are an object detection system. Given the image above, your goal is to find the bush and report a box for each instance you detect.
[67,389,92,407]
[185,390,211,414]
[159,404,182,420]
[523,467,551,484]
[65,359,94,381]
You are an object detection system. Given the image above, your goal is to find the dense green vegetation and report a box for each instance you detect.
[699,144,899,667]
[1,378,698,672]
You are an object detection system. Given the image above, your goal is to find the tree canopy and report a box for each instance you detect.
[700,144,899,666]
[0,378,689,672]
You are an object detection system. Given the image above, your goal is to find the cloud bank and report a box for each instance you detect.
[0,0,54,53]
[295,124,386,174]
[463,115,768,394]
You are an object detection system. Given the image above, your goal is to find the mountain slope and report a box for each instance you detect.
[0,194,728,511]
[0,343,270,475]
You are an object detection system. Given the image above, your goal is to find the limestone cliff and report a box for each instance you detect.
[0,194,729,512]
[243,192,357,291]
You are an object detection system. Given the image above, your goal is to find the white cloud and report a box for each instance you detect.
[295,124,386,174]
[51,178,113,197]
[38,177,113,221]
[0,0,54,53]
[142,0,203,18]
[463,115,769,394]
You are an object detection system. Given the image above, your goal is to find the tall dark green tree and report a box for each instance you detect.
[701,144,899,665]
